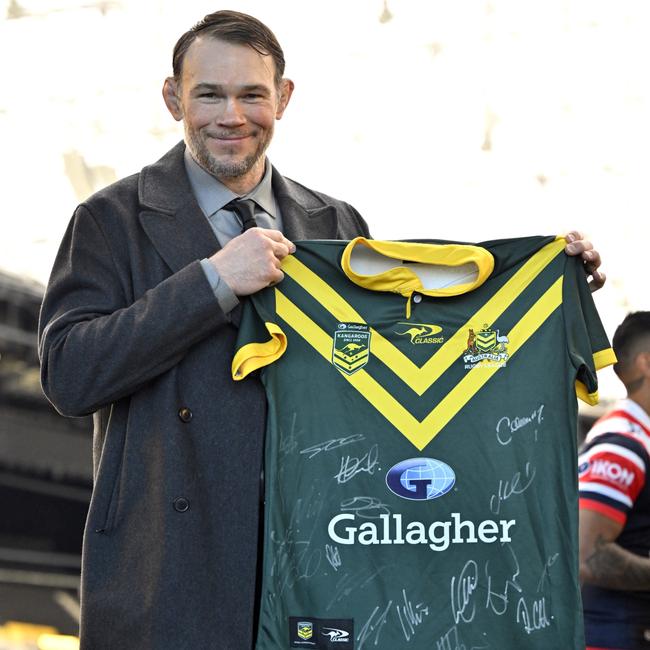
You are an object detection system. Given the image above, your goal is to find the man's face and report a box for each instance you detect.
[165,37,292,192]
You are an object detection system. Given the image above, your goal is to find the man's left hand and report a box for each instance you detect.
[564,231,606,292]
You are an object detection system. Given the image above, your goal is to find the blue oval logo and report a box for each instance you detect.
[386,458,456,501]
[578,460,590,476]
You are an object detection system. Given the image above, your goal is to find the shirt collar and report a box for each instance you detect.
[183,146,277,219]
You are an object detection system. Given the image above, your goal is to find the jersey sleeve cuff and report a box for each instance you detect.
[579,497,628,526]
[232,323,287,380]
[575,348,617,405]
[593,347,617,370]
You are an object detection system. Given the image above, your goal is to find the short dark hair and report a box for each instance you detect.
[613,311,650,380]
[172,10,286,87]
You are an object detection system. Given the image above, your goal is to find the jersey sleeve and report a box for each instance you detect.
[578,433,648,525]
[232,287,287,381]
[562,257,617,405]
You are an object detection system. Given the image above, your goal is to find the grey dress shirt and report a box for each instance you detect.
[183,148,283,314]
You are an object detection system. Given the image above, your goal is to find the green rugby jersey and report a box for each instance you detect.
[233,236,615,650]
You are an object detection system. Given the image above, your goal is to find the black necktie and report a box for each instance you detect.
[224,198,258,232]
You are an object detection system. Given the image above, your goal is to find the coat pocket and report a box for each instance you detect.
[88,404,127,534]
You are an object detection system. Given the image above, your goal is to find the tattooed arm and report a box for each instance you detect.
[579,508,650,590]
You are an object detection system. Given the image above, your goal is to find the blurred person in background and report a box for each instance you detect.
[579,311,650,650]
[38,8,606,650]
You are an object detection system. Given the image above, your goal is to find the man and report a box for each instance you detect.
[38,10,606,650]
[579,311,650,650]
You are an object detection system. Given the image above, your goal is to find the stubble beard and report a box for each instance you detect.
[185,123,272,181]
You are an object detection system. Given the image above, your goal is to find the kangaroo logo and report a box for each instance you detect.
[395,322,444,345]
[321,627,350,642]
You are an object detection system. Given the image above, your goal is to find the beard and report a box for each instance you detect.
[185,123,273,180]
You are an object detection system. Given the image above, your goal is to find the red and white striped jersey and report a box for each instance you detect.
[579,399,650,529]
[579,399,650,649]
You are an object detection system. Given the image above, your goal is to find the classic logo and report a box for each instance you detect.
[333,323,371,375]
[463,324,509,369]
[394,322,444,345]
[322,628,350,643]
[386,458,456,501]
[297,622,313,640]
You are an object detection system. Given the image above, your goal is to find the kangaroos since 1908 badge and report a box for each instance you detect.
[332,323,371,375]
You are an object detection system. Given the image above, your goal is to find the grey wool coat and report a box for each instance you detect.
[38,142,370,650]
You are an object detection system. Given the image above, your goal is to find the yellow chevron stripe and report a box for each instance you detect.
[409,277,563,448]
[275,277,563,450]
[281,239,565,395]
[275,291,423,440]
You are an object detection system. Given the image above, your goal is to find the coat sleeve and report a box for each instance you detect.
[38,204,228,417]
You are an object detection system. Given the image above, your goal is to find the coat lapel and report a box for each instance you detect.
[138,142,220,273]
[272,171,338,241]
[137,146,340,274]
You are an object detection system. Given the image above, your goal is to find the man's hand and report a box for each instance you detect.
[209,228,295,296]
[564,231,606,292]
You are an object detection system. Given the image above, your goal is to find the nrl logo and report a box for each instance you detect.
[297,621,313,640]
[394,322,444,345]
[463,324,509,368]
[333,324,371,375]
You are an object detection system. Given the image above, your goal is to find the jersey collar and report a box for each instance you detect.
[340,237,495,297]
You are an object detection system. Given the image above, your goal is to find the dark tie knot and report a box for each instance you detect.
[224,198,258,232]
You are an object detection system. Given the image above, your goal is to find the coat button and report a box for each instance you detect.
[412,293,422,304]
[178,407,192,422]
[173,497,190,513]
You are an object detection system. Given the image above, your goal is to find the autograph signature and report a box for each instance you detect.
[325,544,342,571]
[300,434,366,459]
[489,463,536,515]
[451,561,478,624]
[435,625,490,650]
[326,566,391,611]
[536,553,559,592]
[334,444,380,484]
[357,601,392,649]
[484,545,523,616]
[341,496,391,519]
[495,404,545,446]
[516,596,551,634]
[396,589,430,641]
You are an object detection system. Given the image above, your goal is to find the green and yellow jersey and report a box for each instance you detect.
[233,236,615,650]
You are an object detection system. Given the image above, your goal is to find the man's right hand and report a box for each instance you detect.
[208,228,296,296]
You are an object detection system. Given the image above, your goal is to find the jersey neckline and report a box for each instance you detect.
[340,237,495,298]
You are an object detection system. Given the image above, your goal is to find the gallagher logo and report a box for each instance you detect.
[386,458,456,501]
